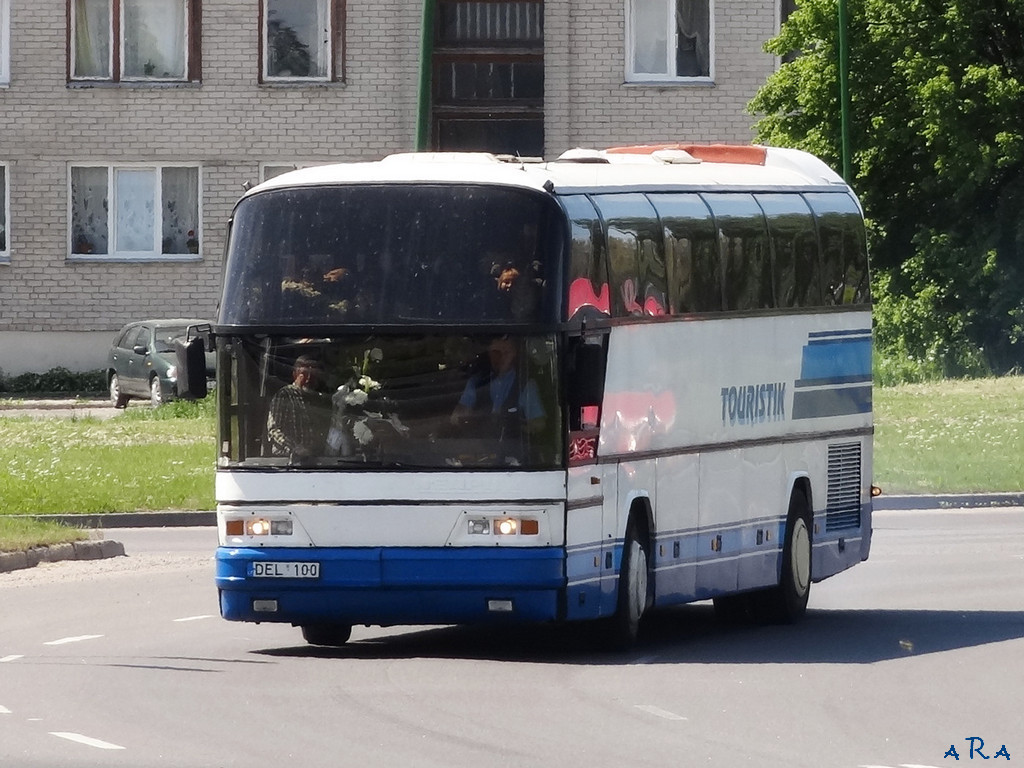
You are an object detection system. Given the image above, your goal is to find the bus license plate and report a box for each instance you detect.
[251,561,320,579]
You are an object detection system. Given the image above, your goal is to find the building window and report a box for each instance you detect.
[70,0,201,82]
[627,0,712,82]
[779,0,798,63]
[432,1,545,156]
[0,164,8,262]
[262,0,342,82]
[0,0,9,86]
[69,164,200,259]
[260,162,319,182]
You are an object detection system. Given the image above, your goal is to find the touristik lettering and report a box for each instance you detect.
[720,382,787,426]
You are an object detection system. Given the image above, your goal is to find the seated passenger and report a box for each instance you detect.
[265,355,331,458]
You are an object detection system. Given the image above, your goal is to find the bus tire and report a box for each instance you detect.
[605,520,649,649]
[300,624,352,647]
[752,489,812,623]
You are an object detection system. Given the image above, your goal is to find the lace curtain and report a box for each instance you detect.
[73,0,111,78]
[123,0,186,79]
[675,0,710,77]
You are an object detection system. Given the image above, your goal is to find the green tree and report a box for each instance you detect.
[750,0,1024,378]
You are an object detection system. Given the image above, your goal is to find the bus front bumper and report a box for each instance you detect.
[215,546,565,625]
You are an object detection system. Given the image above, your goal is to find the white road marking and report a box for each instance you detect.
[43,634,104,646]
[173,614,214,622]
[0,655,24,662]
[50,732,126,750]
[634,704,688,721]
[0,705,12,714]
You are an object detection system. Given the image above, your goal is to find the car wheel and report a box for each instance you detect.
[109,373,129,409]
[150,376,164,408]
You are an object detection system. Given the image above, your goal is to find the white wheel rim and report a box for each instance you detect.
[627,539,647,621]
[791,518,811,596]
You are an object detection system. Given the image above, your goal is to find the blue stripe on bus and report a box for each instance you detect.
[792,330,872,419]
[216,506,871,626]
[799,335,872,382]
[792,385,872,419]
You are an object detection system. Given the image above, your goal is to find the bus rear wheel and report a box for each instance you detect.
[300,624,352,647]
[751,489,812,623]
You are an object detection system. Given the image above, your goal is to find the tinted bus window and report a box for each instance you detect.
[703,193,773,311]
[561,194,610,321]
[647,193,719,313]
[755,193,822,308]
[805,192,871,306]
[221,185,564,326]
[591,194,667,317]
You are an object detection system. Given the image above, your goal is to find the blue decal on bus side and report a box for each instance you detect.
[792,329,873,419]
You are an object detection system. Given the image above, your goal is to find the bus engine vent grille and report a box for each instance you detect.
[826,442,862,531]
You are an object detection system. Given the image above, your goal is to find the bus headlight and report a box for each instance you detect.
[232,518,293,536]
[467,517,539,536]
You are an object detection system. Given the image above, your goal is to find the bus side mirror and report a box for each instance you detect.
[176,335,209,400]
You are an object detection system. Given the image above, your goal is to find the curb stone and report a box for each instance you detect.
[0,539,126,574]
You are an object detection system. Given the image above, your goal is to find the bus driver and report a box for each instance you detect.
[451,337,545,437]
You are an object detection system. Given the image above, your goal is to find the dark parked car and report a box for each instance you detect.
[107,319,212,408]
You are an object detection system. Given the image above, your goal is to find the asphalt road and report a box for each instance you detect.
[1,510,1022,768]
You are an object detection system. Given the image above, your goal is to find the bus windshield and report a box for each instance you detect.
[219,333,563,470]
[220,184,565,327]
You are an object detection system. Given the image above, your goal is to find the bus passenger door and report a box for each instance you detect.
[564,333,615,621]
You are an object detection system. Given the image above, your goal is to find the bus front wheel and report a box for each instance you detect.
[300,624,352,647]
[605,521,649,649]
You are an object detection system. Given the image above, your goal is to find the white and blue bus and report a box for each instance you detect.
[195,143,873,647]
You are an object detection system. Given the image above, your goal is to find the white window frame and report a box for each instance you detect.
[0,0,10,86]
[625,0,715,84]
[68,162,202,261]
[261,0,333,83]
[0,162,9,263]
[70,0,192,83]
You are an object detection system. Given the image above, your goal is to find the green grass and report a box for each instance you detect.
[0,398,216,553]
[1,380,1022,553]
[873,376,1024,494]
[0,516,89,552]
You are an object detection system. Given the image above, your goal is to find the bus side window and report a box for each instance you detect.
[591,194,666,317]
[805,192,871,306]
[703,193,774,311]
[648,193,719,314]
[561,195,610,321]
[755,193,822,308]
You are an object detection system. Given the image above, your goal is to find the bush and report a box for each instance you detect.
[0,367,107,395]
[872,270,993,386]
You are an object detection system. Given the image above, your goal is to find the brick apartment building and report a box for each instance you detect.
[0,0,791,376]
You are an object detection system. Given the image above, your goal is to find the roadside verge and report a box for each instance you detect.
[0,540,126,574]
